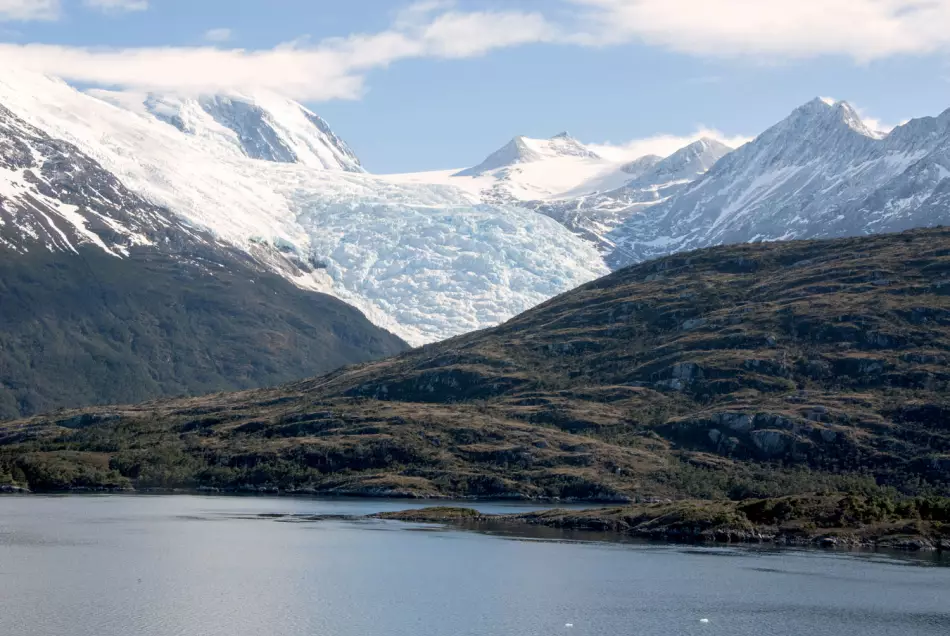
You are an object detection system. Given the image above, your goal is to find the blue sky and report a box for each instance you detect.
[2,0,950,173]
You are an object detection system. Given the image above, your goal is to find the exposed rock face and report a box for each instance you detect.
[751,430,791,457]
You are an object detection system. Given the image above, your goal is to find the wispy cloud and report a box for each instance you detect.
[854,103,907,134]
[0,3,556,100]
[589,128,753,161]
[83,0,148,13]
[0,0,58,21]
[567,0,950,61]
[204,28,233,43]
[3,0,950,100]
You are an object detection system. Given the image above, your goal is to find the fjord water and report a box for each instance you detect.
[1,496,948,636]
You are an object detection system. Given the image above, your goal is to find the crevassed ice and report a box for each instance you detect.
[294,197,608,346]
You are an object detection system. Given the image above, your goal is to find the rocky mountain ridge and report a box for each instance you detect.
[609,99,950,267]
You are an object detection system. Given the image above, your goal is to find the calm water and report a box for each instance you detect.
[1,496,948,636]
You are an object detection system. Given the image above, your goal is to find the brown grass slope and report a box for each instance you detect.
[2,228,950,499]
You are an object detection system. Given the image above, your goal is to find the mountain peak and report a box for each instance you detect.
[631,137,734,183]
[691,137,733,152]
[455,133,600,177]
[793,97,877,138]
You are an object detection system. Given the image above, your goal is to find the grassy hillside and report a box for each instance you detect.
[2,228,949,500]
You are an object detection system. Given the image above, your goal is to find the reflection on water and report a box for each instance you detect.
[0,495,948,636]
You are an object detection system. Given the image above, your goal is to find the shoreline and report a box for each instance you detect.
[0,484,637,504]
[5,487,949,553]
[374,500,950,553]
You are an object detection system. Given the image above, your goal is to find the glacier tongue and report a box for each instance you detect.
[0,68,607,346]
[294,199,607,345]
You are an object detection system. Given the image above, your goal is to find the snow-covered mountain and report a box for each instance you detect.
[385,133,634,204]
[0,68,606,347]
[454,132,601,177]
[89,89,364,172]
[531,138,734,250]
[0,96,409,418]
[0,101,194,257]
[609,98,950,268]
[633,137,734,184]
[11,61,950,354]
[386,134,733,251]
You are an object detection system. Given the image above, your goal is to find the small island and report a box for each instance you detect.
[375,493,950,552]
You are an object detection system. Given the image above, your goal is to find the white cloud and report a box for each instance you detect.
[204,28,233,43]
[857,113,894,135]
[589,128,753,161]
[854,104,902,134]
[0,0,58,21]
[4,0,949,102]
[567,0,950,61]
[420,11,557,57]
[0,44,364,100]
[0,6,554,100]
[83,0,148,13]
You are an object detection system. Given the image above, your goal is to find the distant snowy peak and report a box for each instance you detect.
[455,132,600,177]
[665,137,733,171]
[91,89,363,172]
[803,98,879,138]
[630,138,734,185]
[527,138,735,254]
[608,97,950,269]
[752,98,881,157]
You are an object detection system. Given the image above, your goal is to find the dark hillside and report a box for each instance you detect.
[2,228,949,499]
[0,245,406,420]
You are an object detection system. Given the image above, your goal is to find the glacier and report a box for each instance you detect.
[0,68,607,346]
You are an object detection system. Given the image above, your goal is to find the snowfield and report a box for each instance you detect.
[382,133,637,204]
